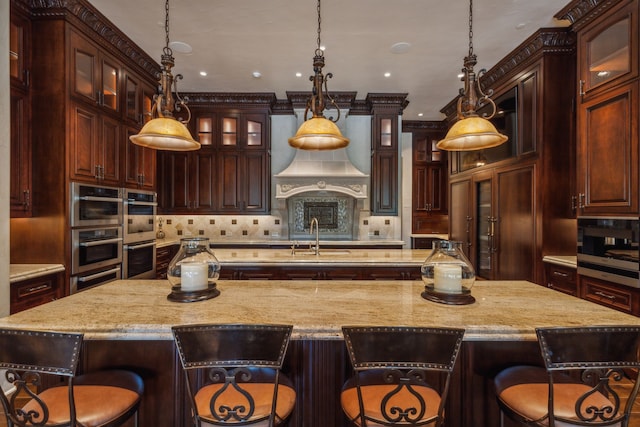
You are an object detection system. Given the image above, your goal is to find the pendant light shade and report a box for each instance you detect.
[289,0,349,151]
[130,116,199,151]
[437,0,507,151]
[130,0,200,151]
[437,115,508,151]
[289,117,349,150]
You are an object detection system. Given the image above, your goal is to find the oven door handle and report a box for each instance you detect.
[79,195,124,203]
[77,266,121,283]
[79,237,123,247]
[124,242,157,251]
[125,200,157,207]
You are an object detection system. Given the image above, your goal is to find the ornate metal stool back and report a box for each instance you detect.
[536,326,640,427]
[341,326,465,427]
[172,323,295,426]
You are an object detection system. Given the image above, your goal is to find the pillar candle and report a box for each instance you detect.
[180,263,208,291]
[434,264,462,294]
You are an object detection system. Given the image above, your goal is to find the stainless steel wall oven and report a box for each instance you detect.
[123,240,156,279]
[124,189,157,243]
[71,182,123,227]
[577,217,639,288]
[72,226,123,275]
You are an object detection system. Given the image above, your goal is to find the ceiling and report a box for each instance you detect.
[89,0,571,121]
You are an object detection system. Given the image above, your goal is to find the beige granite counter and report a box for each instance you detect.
[9,264,65,283]
[156,238,406,249]
[1,279,637,341]
[211,248,431,266]
[542,255,577,268]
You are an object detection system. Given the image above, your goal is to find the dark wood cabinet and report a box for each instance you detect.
[219,265,421,281]
[543,263,578,296]
[156,244,178,279]
[9,9,32,218]
[158,106,271,214]
[443,28,576,285]
[580,275,640,315]
[559,0,639,216]
[10,271,64,314]
[404,121,448,234]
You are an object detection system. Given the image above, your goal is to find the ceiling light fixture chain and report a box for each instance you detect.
[436,0,507,151]
[288,0,349,150]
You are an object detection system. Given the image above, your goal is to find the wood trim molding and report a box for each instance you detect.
[555,0,626,31]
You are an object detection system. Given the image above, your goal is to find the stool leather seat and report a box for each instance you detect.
[341,326,464,427]
[172,324,295,427]
[0,329,143,427]
[494,326,640,427]
[495,366,620,427]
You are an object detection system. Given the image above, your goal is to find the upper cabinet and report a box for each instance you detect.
[9,7,32,218]
[69,28,121,115]
[368,94,408,216]
[156,95,275,215]
[558,0,639,216]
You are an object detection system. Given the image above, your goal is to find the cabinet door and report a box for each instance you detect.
[160,152,191,211]
[124,127,156,190]
[244,151,268,212]
[10,11,30,90]
[99,114,121,185]
[495,166,535,281]
[194,149,216,211]
[69,102,100,182]
[473,174,494,279]
[371,115,398,215]
[69,29,120,114]
[577,82,638,215]
[10,88,32,217]
[449,179,472,259]
[578,0,637,98]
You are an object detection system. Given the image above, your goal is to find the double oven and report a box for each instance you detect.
[70,183,157,293]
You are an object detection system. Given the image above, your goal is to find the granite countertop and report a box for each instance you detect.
[211,248,432,266]
[156,238,407,249]
[9,264,65,284]
[542,255,577,268]
[1,279,637,342]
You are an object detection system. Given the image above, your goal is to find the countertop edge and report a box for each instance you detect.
[542,255,577,268]
[10,264,66,283]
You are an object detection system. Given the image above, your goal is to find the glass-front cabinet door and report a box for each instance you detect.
[475,177,494,280]
[579,1,637,97]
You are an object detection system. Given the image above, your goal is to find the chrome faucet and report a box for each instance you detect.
[309,217,320,255]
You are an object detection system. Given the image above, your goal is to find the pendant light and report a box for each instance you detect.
[129,0,200,151]
[289,0,349,150]
[437,0,508,151]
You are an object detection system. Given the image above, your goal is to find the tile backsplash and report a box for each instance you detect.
[158,214,401,242]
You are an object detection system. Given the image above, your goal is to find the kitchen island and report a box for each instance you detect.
[0,279,638,426]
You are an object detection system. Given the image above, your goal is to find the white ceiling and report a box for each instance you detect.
[89,0,571,121]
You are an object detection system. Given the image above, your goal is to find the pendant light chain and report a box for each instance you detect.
[316,0,322,54]
[468,0,474,57]
[164,0,172,53]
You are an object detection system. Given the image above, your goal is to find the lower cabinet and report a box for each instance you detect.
[156,244,179,279]
[543,263,577,296]
[10,271,64,314]
[580,275,640,316]
[220,265,421,281]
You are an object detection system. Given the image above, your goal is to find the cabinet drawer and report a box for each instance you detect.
[580,276,638,315]
[10,273,64,314]
[544,263,577,296]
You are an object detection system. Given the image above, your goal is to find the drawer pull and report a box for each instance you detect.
[552,271,569,278]
[19,283,51,297]
[594,291,616,301]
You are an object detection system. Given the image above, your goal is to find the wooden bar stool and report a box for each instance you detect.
[341,326,465,427]
[494,326,640,427]
[0,328,143,427]
[172,323,296,427]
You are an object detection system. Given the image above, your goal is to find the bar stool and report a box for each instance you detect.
[172,323,296,426]
[340,326,465,427]
[494,326,640,427]
[0,328,143,427]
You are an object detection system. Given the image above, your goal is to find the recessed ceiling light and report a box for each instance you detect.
[390,42,411,54]
[252,71,262,78]
[168,41,192,54]
[384,72,391,78]
[418,113,424,117]
[199,71,207,77]
[515,22,527,30]
[295,72,303,78]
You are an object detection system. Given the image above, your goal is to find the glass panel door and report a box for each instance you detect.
[476,179,493,279]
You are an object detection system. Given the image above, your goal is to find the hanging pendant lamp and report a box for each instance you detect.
[130,0,200,151]
[289,0,349,150]
[437,0,508,151]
